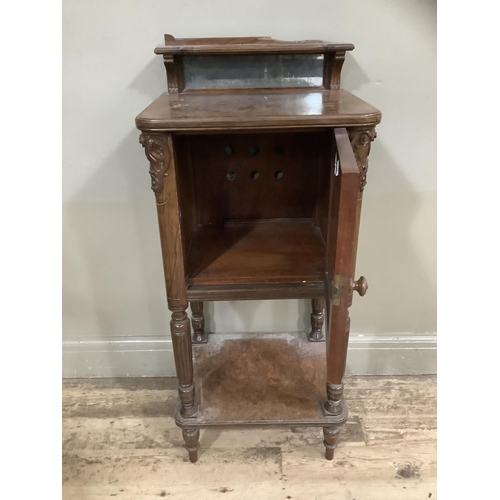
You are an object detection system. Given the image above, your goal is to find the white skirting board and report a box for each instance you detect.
[62,332,436,378]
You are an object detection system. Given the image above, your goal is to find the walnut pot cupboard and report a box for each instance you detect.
[135,35,381,462]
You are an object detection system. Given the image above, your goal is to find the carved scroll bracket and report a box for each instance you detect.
[348,127,377,192]
[162,54,183,93]
[331,51,346,90]
[139,133,170,196]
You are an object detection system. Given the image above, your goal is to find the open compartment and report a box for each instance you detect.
[175,130,333,293]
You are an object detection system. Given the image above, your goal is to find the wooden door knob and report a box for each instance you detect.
[352,276,368,296]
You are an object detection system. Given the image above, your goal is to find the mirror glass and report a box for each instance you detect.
[183,54,324,89]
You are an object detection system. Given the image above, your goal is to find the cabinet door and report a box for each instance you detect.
[324,127,362,384]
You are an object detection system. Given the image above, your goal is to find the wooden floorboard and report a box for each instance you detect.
[62,376,436,500]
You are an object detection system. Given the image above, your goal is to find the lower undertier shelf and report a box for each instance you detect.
[176,332,348,429]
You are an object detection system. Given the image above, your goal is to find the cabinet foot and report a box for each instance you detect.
[183,428,200,463]
[323,426,340,460]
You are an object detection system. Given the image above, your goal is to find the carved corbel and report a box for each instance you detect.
[348,127,377,191]
[139,133,170,196]
[331,51,346,90]
[162,54,183,93]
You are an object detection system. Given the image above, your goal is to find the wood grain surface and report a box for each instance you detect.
[177,333,347,427]
[63,375,436,499]
[154,35,355,55]
[186,226,326,286]
[135,90,381,131]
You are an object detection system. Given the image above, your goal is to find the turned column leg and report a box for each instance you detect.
[308,298,325,342]
[323,427,340,460]
[171,308,198,418]
[140,132,199,462]
[325,313,350,417]
[183,428,200,463]
[191,301,207,344]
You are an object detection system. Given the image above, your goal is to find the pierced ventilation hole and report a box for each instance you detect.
[275,145,284,155]
[250,171,260,180]
[274,171,284,179]
[225,146,234,156]
[249,146,259,155]
[227,172,236,181]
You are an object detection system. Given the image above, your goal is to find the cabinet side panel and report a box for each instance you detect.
[174,136,197,256]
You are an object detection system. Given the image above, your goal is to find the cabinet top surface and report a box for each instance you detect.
[135,89,382,132]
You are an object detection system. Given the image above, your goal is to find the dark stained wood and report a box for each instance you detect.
[323,51,346,91]
[170,310,197,418]
[161,54,186,93]
[190,301,207,344]
[138,133,187,308]
[139,132,197,419]
[323,128,364,417]
[173,136,197,257]
[348,126,377,279]
[323,426,341,460]
[223,218,315,228]
[189,132,325,225]
[182,428,200,463]
[135,90,381,132]
[155,35,356,94]
[315,135,332,242]
[186,282,325,302]
[186,225,326,286]
[155,34,354,55]
[136,36,380,462]
[308,298,325,342]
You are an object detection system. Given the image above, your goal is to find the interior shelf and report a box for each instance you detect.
[176,332,347,428]
[186,224,326,286]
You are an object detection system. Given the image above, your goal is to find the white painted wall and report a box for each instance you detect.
[63,0,436,373]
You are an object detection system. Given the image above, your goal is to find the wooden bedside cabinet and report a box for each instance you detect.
[135,35,381,462]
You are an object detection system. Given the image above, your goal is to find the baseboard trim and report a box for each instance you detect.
[345,333,436,376]
[62,332,436,378]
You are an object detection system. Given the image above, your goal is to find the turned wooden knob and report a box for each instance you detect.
[352,276,368,296]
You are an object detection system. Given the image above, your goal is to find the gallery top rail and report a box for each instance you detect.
[154,35,355,56]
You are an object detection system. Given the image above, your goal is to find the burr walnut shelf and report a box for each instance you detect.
[135,34,381,463]
[176,333,347,429]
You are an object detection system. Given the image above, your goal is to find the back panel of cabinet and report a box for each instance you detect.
[187,132,327,226]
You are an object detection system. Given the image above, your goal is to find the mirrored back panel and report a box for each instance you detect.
[183,54,325,90]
